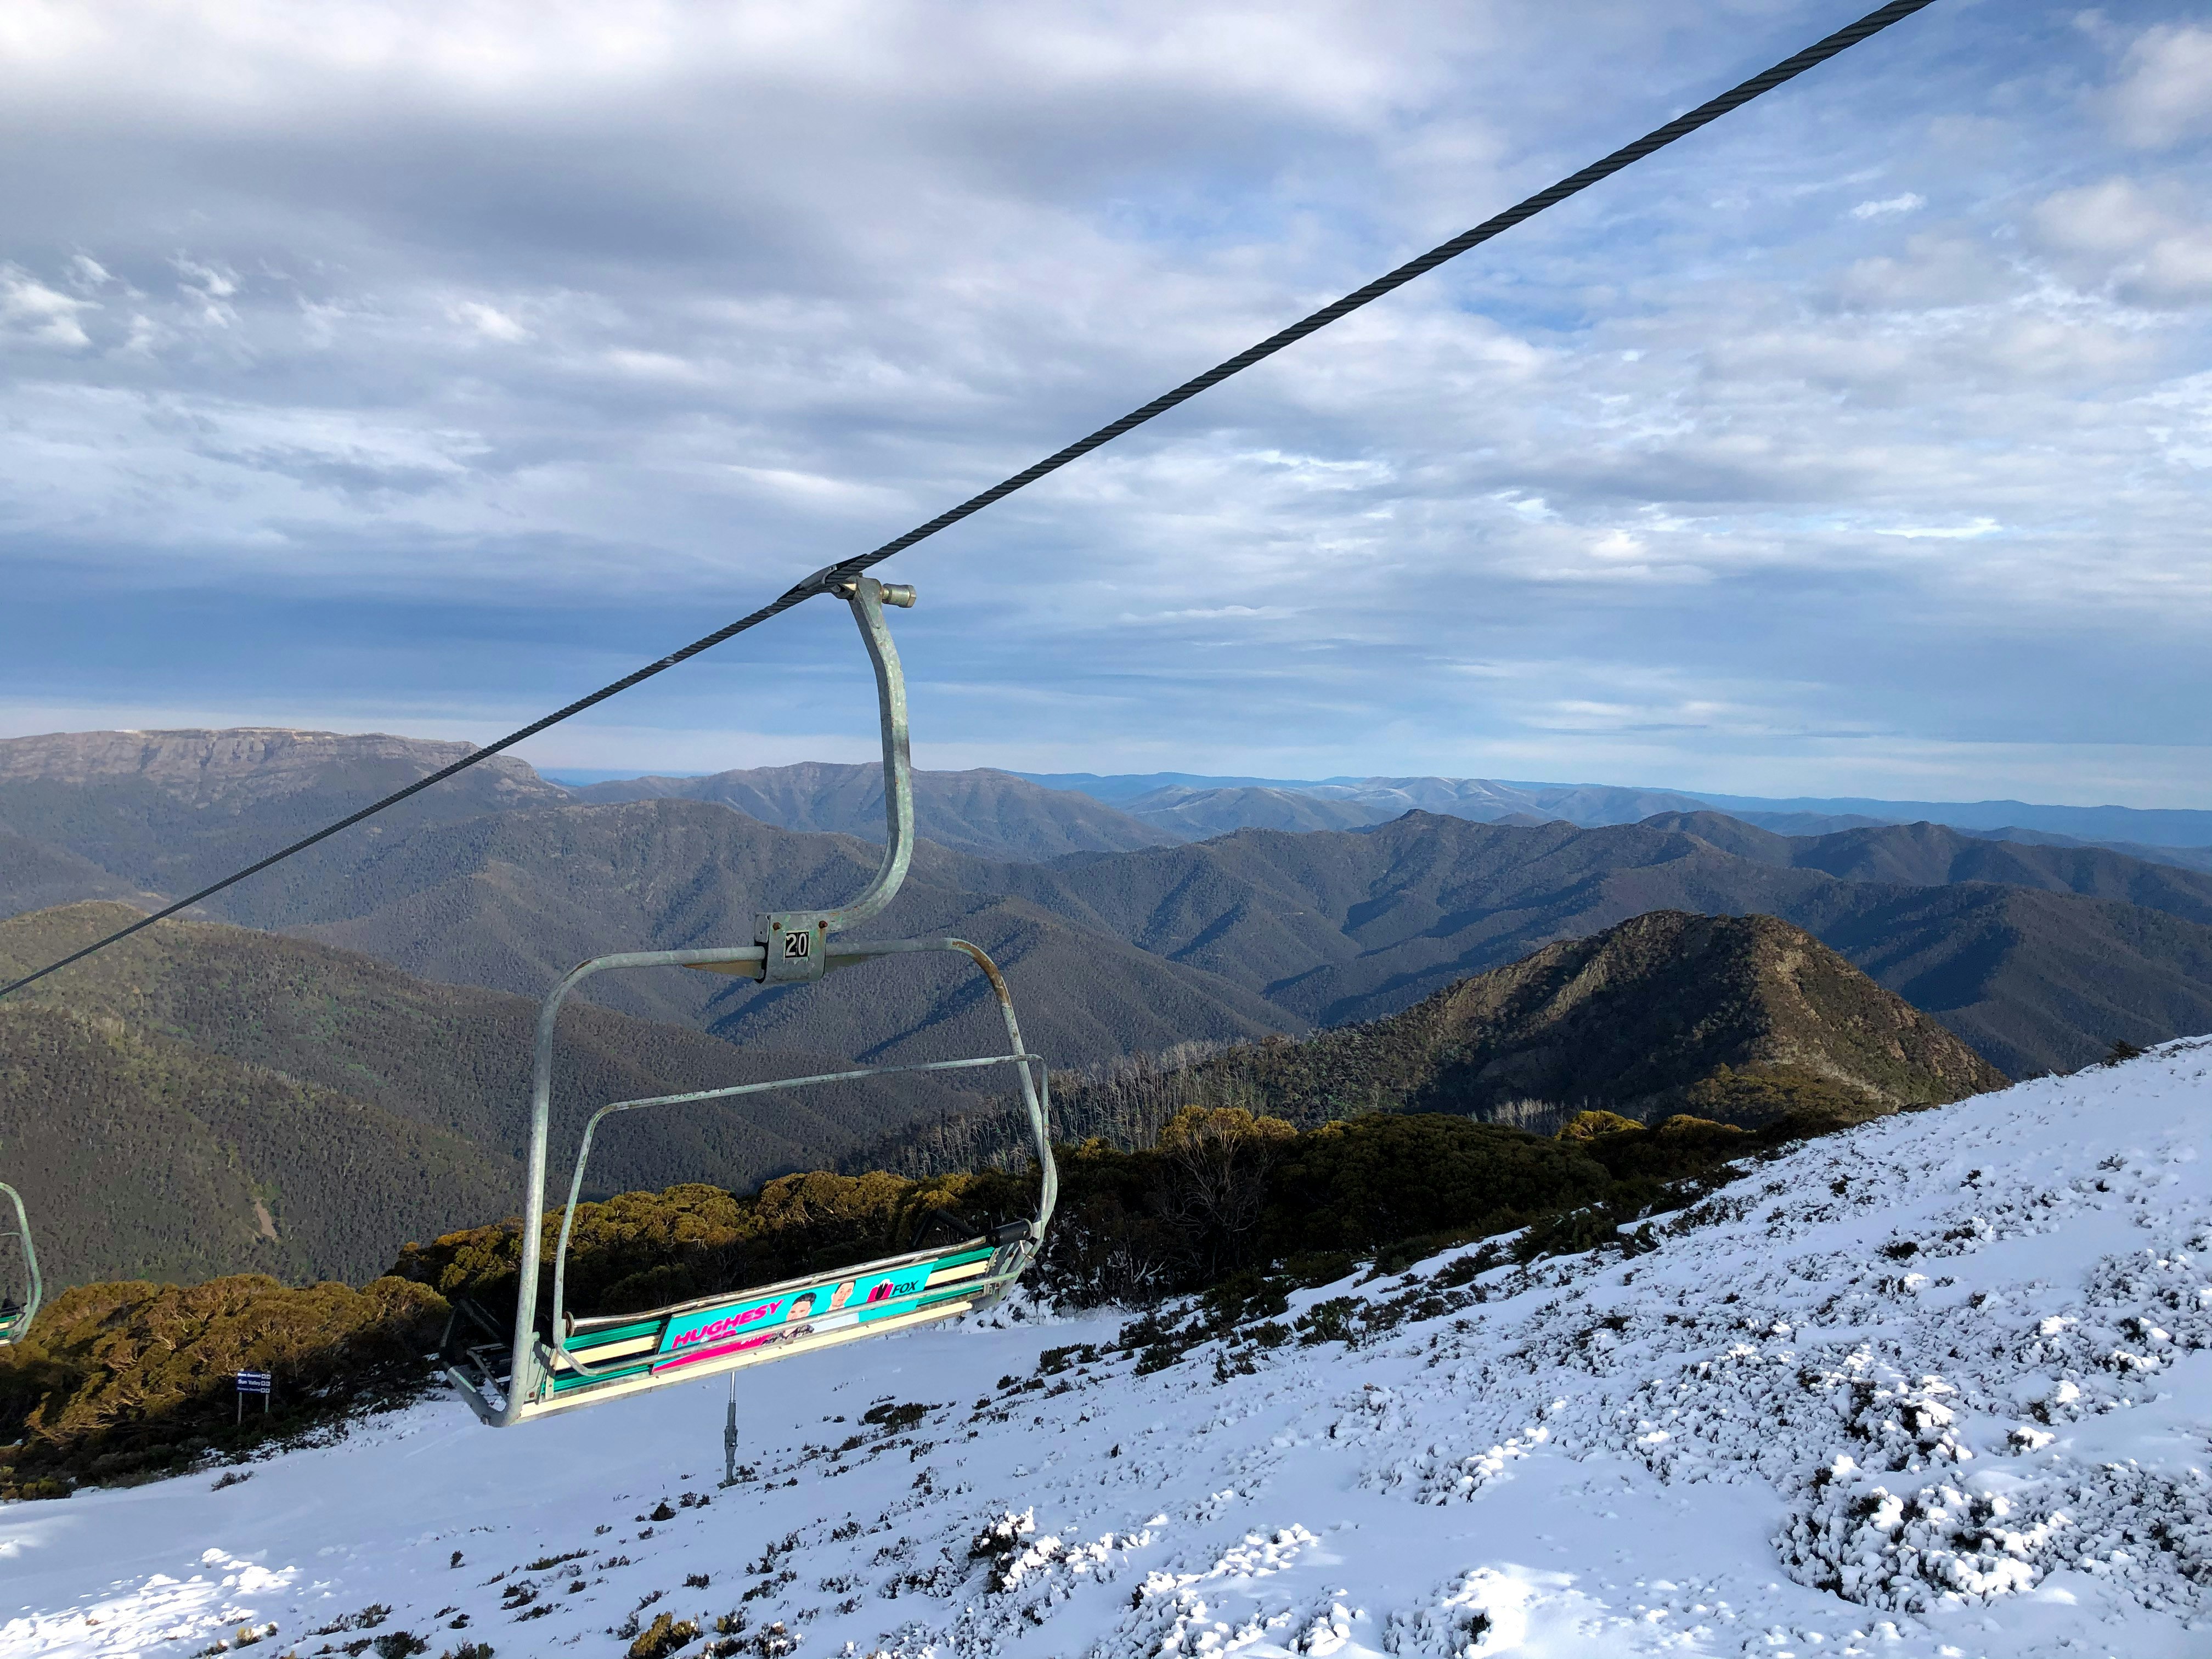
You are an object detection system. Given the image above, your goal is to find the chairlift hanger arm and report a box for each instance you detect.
[821,577,916,935]
[753,577,918,972]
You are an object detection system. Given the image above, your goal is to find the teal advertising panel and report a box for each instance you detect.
[648,1246,996,1377]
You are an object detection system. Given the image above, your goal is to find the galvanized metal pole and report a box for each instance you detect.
[722,1373,739,1488]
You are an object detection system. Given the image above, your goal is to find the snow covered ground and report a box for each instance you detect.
[8,1039,2212,1658]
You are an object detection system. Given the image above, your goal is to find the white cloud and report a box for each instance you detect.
[1875,518,2002,541]
[0,264,97,347]
[0,2,2209,803]
[2104,23,2212,149]
[450,300,529,342]
[2032,177,2212,303]
[171,256,240,326]
[1831,233,2013,311]
[171,256,236,298]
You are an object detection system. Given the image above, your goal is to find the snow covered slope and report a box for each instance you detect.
[9,1041,2212,1658]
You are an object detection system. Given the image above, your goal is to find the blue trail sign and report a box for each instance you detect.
[235,1370,272,1423]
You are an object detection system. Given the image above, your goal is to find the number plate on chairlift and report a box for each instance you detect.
[755,912,830,982]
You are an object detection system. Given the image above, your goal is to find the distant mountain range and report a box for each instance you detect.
[560,754,2212,871]
[1020,770,2212,863]
[6,729,2212,1086]
[995,810,2212,1078]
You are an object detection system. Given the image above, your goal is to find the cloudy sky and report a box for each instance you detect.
[3,1,2209,803]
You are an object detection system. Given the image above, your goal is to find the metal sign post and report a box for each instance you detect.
[235,1370,272,1425]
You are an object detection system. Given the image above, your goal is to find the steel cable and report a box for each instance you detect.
[0,0,1941,1001]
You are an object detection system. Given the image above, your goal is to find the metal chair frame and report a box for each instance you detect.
[443,578,1057,1426]
[0,1180,42,1345]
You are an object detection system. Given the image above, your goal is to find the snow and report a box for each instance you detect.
[8,1040,2212,1658]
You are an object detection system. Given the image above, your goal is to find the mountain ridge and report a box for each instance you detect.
[7,730,2212,1079]
[576,760,1176,859]
[1017,768,2212,855]
[1002,811,2212,1075]
[851,909,2004,1176]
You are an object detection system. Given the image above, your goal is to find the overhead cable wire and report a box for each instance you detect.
[0,0,1941,1002]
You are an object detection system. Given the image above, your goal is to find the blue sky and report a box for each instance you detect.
[3,1,2210,804]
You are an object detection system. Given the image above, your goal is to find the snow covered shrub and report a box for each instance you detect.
[1384,1568,1501,1655]
[311,1604,391,1635]
[1294,1296,1360,1346]
[968,1509,1038,1590]
[191,1623,278,1655]
[862,1400,930,1434]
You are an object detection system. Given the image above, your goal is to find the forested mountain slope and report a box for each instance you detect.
[856,910,2004,1175]
[0,1001,509,1290]
[0,730,563,917]
[1119,783,1394,836]
[1288,909,2006,1122]
[1642,811,2212,921]
[262,802,1295,1063]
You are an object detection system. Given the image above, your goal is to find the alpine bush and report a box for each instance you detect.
[0,1275,447,1498]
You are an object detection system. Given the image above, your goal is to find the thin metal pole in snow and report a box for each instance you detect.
[721,1373,740,1489]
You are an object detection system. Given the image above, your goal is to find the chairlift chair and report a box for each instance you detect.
[441,578,1057,1426]
[0,1180,42,1344]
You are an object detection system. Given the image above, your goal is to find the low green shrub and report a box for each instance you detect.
[1261,1114,1613,1251]
[627,1614,699,1659]
[392,1169,1031,1325]
[0,1276,447,1498]
[1681,1064,1886,1131]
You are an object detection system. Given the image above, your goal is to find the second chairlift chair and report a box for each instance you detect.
[441,577,1057,1426]
[0,1179,41,1345]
